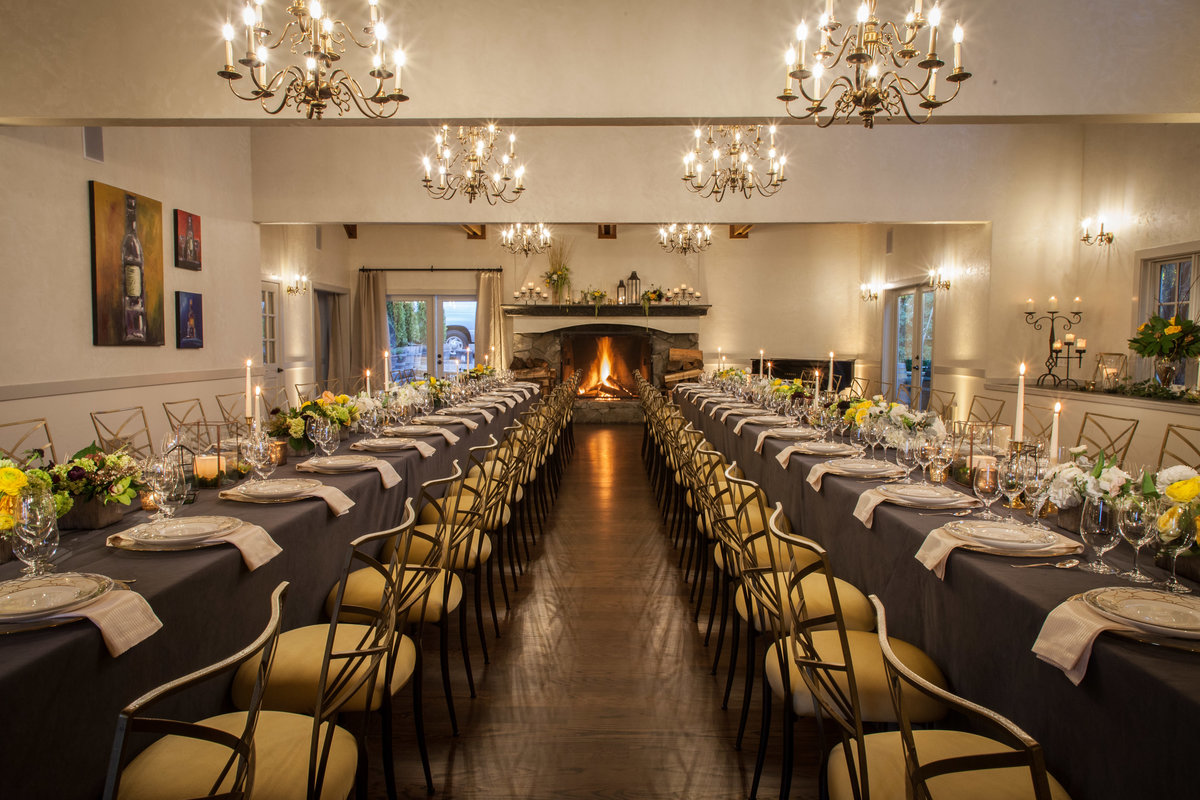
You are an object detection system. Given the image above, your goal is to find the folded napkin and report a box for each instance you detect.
[53,590,162,657]
[489,396,518,408]
[457,407,495,422]
[721,407,762,423]
[853,488,978,529]
[220,484,355,516]
[415,427,459,445]
[699,398,724,411]
[350,439,437,458]
[756,429,804,453]
[806,462,903,491]
[428,416,478,431]
[107,522,283,570]
[775,446,814,469]
[1033,599,1137,685]
[915,527,1083,580]
[297,457,402,488]
[733,416,764,435]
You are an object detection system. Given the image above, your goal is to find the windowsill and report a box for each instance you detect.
[983,381,1200,417]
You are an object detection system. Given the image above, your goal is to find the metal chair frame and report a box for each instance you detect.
[0,418,57,465]
[1075,411,1139,465]
[90,406,153,459]
[1158,423,1200,470]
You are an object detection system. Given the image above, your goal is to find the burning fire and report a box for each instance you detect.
[578,336,635,398]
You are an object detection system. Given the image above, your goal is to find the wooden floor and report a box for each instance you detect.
[373,423,819,799]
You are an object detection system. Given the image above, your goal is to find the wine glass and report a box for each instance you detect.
[865,418,883,461]
[307,416,334,456]
[997,458,1024,517]
[972,460,1003,520]
[140,454,171,521]
[360,406,382,439]
[1156,501,1198,594]
[242,435,276,483]
[894,431,918,483]
[13,486,59,577]
[1019,456,1054,530]
[155,464,188,519]
[1079,495,1121,574]
[1117,494,1157,583]
[928,438,954,485]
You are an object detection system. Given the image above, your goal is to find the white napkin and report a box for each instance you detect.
[807,463,903,491]
[1033,599,1138,685]
[733,417,765,435]
[490,396,518,408]
[755,429,811,453]
[430,416,479,431]
[721,407,761,423]
[776,446,805,469]
[107,522,283,570]
[459,407,495,422]
[52,590,162,657]
[350,439,437,458]
[219,484,355,516]
[417,427,459,445]
[296,457,402,488]
[915,527,1083,580]
[852,489,888,528]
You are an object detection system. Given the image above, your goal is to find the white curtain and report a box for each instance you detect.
[475,271,508,369]
[327,294,350,391]
[351,270,388,383]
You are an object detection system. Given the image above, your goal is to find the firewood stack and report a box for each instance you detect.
[663,348,704,389]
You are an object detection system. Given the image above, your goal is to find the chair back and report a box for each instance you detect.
[870,595,1056,799]
[848,376,869,397]
[295,382,319,403]
[966,395,1006,424]
[874,382,893,402]
[1159,423,1200,470]
[1022,403,1057,445]
[215,393,249,437]
[894,383,914,407]
[1076,411,1139,464]
[103,582,290,800]
[91,407,153,459]
[163,399,212,448]
[0,418,56,465]
[927,389,956,419]
[261,386,290,415]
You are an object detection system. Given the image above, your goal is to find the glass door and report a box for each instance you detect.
[386,295,477,379]
[260,281,284,401]
[889,286,935,409]
[439,297,477,377]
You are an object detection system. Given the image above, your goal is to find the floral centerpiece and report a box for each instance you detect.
[1154,473,1200,583]
[1044,450,1133,530]
[640,286,666,315]
[1128,314,1200,385]
[714,367,748,384]
[416,376,453,408]
[843,396,891,426]
[543,241,572,303]
[267,391,360,451]
[769,378,811,402]
[467,364,496,380]
[0,459,72,537]
[582,287,607,316]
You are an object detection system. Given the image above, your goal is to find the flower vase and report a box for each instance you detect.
[1056,503,1083,534]
[58,497,125,531]
[1154,357,1179,386]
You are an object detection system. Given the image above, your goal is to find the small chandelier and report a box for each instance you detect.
[777,1,971,128]
[217,0,409,120]
[422,124,527,204]
[682,126,787,201]
[659,223,713,256]
[500,223,552,257]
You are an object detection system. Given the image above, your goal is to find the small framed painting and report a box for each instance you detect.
[89,181,165,346]
[174,209,202,270]
[175,291,204,349]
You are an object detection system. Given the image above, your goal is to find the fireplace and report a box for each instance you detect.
[561,328,650,399]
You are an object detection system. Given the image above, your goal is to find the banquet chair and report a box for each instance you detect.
[849,377,869,397]
[214,392,249,437]
[1158,423,1200,470]
[1075,412,1139,464]
[751,505,947,800]
[103,582,289,800]
[1023,403,1057,445]
[894,384,914,407]
[874,382,893,402]
[966,395,1006,424]
[927,389,956,419]
[163,399,213,447]
[326,378,342,395]
[0,417,56,465]
[90,407,153,460]
[823,596,1071,800]
[262,386,290,415]
[347,376,366,395]
[295,382,319,403]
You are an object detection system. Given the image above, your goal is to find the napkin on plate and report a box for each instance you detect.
[733,417,766,435]
[756,430,806,453]
[415,427,459,445]
[460,407,495,422]
[350,439,437,459]
[775,446,812,469]
[220,484,355,516]
[107,521,283,570]
[297,457,402,488]
[50,590,162,657]
[721,407,760,423]
[424,416,478,431]
[915,527,1083,580]
[853,488,978,529]
[1032,599,1138,685]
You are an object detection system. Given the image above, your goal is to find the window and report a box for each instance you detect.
[1141,252,1198,386]
[386,295,477,380]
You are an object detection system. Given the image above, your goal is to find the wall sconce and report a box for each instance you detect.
[928,267,952,292]
[859,283,880,302]
[284,274,310,296]
[1080,217,1114,246]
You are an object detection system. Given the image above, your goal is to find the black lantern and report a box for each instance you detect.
[627,271,641,303]
[616,280,627,304]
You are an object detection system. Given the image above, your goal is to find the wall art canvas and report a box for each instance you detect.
[175,291,204,349]
[89,181,165,346]
[174,209,202,270]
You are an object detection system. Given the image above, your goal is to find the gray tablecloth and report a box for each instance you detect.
[0,390,533,799]
[675,386,1198,800]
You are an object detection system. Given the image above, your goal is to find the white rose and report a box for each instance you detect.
[1157,465,1199,494]
[929,417,948,440]
[1079,474,1101,499]
[1097,466,1130,496]
[888,405,907,425]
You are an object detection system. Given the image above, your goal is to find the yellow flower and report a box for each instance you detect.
[335,394,350,404]
[1138,323,1149,333]
[1170,316,1178,325]
[854,408,869,426]
[1164,477,1200,504]
[1157,504,1183,536]
[0,467,28,498]
[1165,325,1182,335]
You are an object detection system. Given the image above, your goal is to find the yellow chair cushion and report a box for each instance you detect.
[116,710,356,800]
[231,624,416,714]
[765,631,947,723]
[712,534,817,577]
[827,729,1072,800]
[327,567,461,624]
[410,524,493,568]
[734,574,874,633]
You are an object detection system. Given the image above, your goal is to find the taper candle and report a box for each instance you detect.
[1049,402,1061,463]
[244,359,253,419]
[828,352,835,392]
[1014,363,1026,442]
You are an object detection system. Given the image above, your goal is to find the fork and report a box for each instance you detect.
[916,508,975,517]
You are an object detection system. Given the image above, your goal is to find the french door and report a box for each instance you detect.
[386,295,477,379]
[259,281,284,402]
[886,286,935,409]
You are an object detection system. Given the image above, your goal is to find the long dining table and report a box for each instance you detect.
[674,385,1198,800]
[0,387,536,799]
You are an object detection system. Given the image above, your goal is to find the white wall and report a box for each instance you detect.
[0,127,259,456]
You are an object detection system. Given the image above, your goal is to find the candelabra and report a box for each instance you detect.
[682,125,786,201]
[500,223,551,256]
[512,283,547,304]
[658,223,713,255]
[663,284,703,304]
[1024,307,1086,388]
[859,282,880,302]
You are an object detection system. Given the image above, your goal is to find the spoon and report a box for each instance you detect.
[917,509,975,517]
[1010,559,1081,570]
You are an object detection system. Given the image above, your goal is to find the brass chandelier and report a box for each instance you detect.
[500,223,552,257]
[777,1,971,128]
[217,0,409,120]
[682,125,787,201]
[422,124,527,205]
[659,224,713,256]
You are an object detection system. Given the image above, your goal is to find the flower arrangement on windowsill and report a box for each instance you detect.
[267,391,360,451]
[581,287,607,316]
[1128,314,1200,385]
[1094,378,1200,404]
[640,286,666,315]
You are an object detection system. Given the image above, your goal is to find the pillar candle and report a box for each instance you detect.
[828,352,835,392]
[1064,333,1075,344]
[1014,363,1026,442]
[244,359,253,418]
[1025,298,1034,313]
[1049,402,1061,463]
[1048,296,1058,312]
[194,455,224,480]
[1073,296,1082,312]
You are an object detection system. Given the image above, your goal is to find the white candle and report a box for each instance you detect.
[1064,333,1075,344]
[365,369,371,396]
[759,349,764,376]
[244,359,253,419]
[1025,298,1034,313]
[767,361,773,379]
[1049,402,1061,463]
[1076,338,1087,352]
[194,455,225,480]
[1048,295,1059,312]
[254,385,262,427]
[828,352,835,392]
[383,350,391,391]
[1073,296,1082,312]
[1014,363,1026,442]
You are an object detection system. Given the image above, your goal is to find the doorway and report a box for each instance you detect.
[885,285,935,409]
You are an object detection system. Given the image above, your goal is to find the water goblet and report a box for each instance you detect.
[1078,495,1121,574]
[895,432,918,483]
[13,486,59,577]
[972,459,1004,520]
[1019,456,1054,530]
[928,438,953,485]
[1117,494,1157,583]
[1156,501,1198,594]
[307,416,333,455]
[155,465,188,519]
[997,458,1024,516]
[360,406,382,439]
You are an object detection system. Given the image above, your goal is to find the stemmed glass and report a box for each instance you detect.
[1156,501,1197,594]
[1078,495,1121,574]
[308,416,338,457]
[242,435,276,483]
[864,418,883,461]
[928,437,953,485]
[997,458,1024,518]
[1117,494,1157,583]
[972,460,1004,520]
[1019,456,1054,530]
[360,406,382,439]
[12,486,59,577]
[894,432,918,483]
[155,463,188,519]
[141,454,170,521]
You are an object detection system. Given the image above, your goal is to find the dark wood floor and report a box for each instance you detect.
[373,423,820,799]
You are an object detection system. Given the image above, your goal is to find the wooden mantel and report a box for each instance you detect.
[502,304,710,317]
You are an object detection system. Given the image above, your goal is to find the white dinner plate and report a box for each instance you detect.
[307,455,377,472]
[944,520,1060,551]
[1082,587,1200,639]
[240,478,321,500]
[384,425,438,437]
[826,458,904,477]
[412,415,458,425]
[793,442,860,456]
[0,573,115,622]
[123,515,242,545]
[744,415,795,426]
[357,438,417,451]
[877,483,971,507]
[767,428,819,440]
